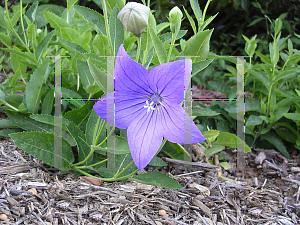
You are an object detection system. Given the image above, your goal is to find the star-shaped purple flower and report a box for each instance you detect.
[94,45,206,170]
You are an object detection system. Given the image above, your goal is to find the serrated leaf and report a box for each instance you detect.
[149,26,167,64]
[61,27,81,44]
[202,130,219,142]
[246,115,263,126]
[260,131,290,159]
[36,30,55,61]
[184,29,213,63]
[87,58,107,93]
[35,4,65,28]
[109,5,124,56]
[24,58,51,114]
[192,107,220,116]
[130,171,183,189]
[77,60,94,91]
[0,119,17,129]
[62,117,92,164]
[74,5,106,35]
[44,11,70,30]
[9,131,74,169]
[64,101,94,129]
[283,113,300,122]
[0,129,24,137]
[208,81,230,94]
[189,0,202,21]
[67,0,78,11]
[192,59,214,77]
[183,6,197,35]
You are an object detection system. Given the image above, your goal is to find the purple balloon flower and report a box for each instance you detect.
[94,44,206,170]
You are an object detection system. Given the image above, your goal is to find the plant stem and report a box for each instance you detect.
[136,36,142,62]
[96,127,114,147]
[19,0,28,46]
[5,102,18,111]
[72,167,139,182]
[114,160,134,178]
[94,121,106,145]
[167,33,175,63]
[72,147,96,167]
[75,158,108,169]
[199,0,212,31]
[102,0,114,55]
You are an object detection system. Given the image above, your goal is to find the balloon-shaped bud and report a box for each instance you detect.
[169,6,183,34]
[117,2,150,35]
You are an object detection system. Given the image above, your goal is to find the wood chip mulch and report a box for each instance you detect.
[1,136,300,225]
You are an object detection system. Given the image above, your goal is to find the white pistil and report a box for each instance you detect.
[144,100,155,115]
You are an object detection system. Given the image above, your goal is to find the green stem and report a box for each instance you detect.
[19,0,28,46]
[72,167,139,182]
[115,160,134,178]
[167,33,175,62]
[96,127,114,147]
[266,83,273,115]
[102,0,114,55]
[94,121,106,145]
[136,37,142,62]
[75,158,108,169]
[5,102,18,111]
[5,0,31,54]
[72,147,96,167]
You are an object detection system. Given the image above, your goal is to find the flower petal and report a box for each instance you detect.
[115,45,154,96]
[93,92,148,129]
[149,59,192,104]
[127,109,164,170]
[160,103,206,144]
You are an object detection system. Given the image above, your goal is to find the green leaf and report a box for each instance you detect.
[192,107,220,117]
[29,114,76,146]
[106,0,124,15]
[35,4,65,28]
[109,5,124,56]
[2,48,36,65]
[183,29,213,63]
[60,86,85,108]
[255,51,271,64]
[92,135,131,155]
[93,34,110,55]
[77,60,94,91]
[148,156,167,167]
[85,110,106,146]
[42,89,54,115]
[24,58,51,114]
[162,141,191,161]
[27,23,36,43]
[0,119,17,129]
[246,115,263,126]
[206,144,225,157]
[87,58,107,94]
[0,129,24,138]
[74,6,106,35]
[202,130,219,142]
[61,27,81,44]
[208,81,230,94]
[64,101,94,129]
[62,117,92,164]
[275,129,297,143]
[273,97,300,112]
[219,162,231,169]
[130,171,183,189]
[9,131,74,169]
[44,11,70,30]
[215,132,251,152]
[149,26,167,64]
[67,0,78,11]
[0,89,5,104]
[189,0,202,21]
[260,131,290,159]
[36,30,55,61]
[0,33,12,47]
[58,38,86,56]
[183,6,197,35]
[192,59,214,77]
[273,106,290,123]
[283,113,300,122]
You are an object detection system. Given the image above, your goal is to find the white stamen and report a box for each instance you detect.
[144,100,155,115]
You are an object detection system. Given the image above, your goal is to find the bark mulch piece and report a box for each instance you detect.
[0,137,300,225]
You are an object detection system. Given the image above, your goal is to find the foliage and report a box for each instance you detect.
[0,0,218,188]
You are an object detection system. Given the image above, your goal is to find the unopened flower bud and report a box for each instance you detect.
[117,2,150,35]
[36,29,42,34]
[169,6,183,34]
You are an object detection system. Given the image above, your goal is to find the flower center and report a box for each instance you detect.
[143,93,164,115]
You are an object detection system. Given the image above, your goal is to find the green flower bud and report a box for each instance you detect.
[117,2,150,35]
[169,6,183,34]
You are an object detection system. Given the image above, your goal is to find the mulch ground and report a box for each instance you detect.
[1,136,300,225]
